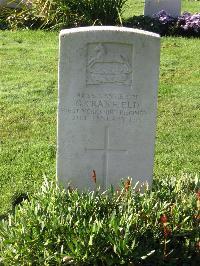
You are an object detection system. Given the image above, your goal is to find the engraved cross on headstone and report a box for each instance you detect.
[86,126,127,189]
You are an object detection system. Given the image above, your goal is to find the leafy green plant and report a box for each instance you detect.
[6,0,77,30]
[0,175,199,265]
[68,0,128,26]
[6,0,128,30]
[0,7,12,30]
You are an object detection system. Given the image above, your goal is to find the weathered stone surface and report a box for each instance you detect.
[57,26,160,190]
[144,0,181,18]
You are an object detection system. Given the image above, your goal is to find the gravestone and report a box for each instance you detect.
[144,0,181,18]
[57,26,160,190]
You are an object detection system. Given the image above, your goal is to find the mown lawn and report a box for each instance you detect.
[0,31,58,215]
[124,0,200,17]
[0,1,200,216]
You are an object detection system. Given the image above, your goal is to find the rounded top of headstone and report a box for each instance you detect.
[60,26,160,39]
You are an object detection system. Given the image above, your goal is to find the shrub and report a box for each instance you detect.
[0,7,11,30]
[6,0,80,30]
[68,0,127,26]
[0,175,199,265]
[6,0,128,30]
[3,2,200,37]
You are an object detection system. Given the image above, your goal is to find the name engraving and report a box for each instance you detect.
[61,92,146,123]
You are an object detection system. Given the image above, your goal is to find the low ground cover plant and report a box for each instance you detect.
[0,175,199,265]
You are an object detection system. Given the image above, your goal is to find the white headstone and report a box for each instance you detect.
[57,26,160,191]
[144,0,181,18]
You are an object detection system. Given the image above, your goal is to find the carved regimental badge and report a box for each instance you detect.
[86,43,133,86]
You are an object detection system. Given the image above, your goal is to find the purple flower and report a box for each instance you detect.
[178,12,200,33]
[153,10,174,25]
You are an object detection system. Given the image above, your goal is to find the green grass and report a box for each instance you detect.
[155,37,200,178]
[0,31,58,214]
[123,0,200,18]
[182,0,200,13]
[0,1,200,216]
